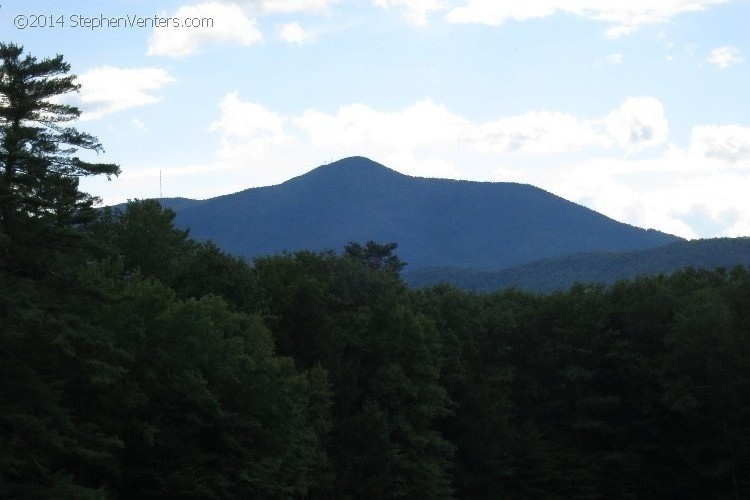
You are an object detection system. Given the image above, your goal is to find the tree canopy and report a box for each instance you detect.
[0,42,119,274]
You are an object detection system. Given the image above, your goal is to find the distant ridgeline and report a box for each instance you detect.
[150,157,748,291]
[404,237,750,292]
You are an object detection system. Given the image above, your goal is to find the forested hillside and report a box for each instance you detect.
[406,237,750,292]
[163,156,681,271]
[3,43,750,499]
[5,197,750,498]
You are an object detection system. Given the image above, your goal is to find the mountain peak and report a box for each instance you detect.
[330,156,384,167]
[170,156,681,271]
[283,156,406,190]
[309,156,404,177]
[327,156,389,169]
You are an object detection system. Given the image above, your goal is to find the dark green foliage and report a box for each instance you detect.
[0,43,331,497]
[174,240,259,309]
[0,42,121,498]
[91,200,260,310]
[97,200,192,282]
[0,270,123,499]
[423,286,521,497]
[0,43,119,276]
[422,269,750,499]
[5,187,750,498]
[253,249,454,499]
[344,240,406,275]
[7,189,750,499]
[86,203,334,498]
[90,270,329,499]
[1,203,335,498]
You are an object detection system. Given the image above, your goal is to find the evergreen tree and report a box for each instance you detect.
[344,240,406,275]
[0,42,119,274]
[1,43,121,498]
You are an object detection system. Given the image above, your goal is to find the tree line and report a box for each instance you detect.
[2,43,749,499]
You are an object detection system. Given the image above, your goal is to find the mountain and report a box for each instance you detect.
[160,156,681,270]
[405,237,750,293]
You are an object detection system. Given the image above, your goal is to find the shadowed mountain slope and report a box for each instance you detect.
[404,237,750,292]
[160,156,681,270]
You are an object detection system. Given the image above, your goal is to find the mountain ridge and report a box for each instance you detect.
[405,237,750,292]
[153,156,682,270]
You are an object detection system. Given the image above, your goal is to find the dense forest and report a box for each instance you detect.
[2,44,750,499]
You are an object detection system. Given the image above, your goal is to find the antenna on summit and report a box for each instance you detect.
[159,170,162,200]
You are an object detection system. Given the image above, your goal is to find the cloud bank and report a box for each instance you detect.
[148,2,263,57]
[445,0,731,38]
[73,66,175,120]
[707,46,743,69]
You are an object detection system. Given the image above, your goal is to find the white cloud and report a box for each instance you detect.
[445,0,730,38]
[607,53,623,64]
[295,99,470,151]
[604,96,668,153]
[707,46,743,69]
[691,125,750,162]
[130,118,148,131]
[244,0,338,13]
[373,0,445,25]
[640,172,750,238]
[658,31,675,49]
[210,92,286,140]
[72,66,175,120]
[545,150,750,240]
[148,2,262,58]
[471,112,607,154]
[209,92,290,161]
[279,22,314,43]
[446,1,555,24]
[383,152,462,178]
[210,95,668,166]
[470,96,667,155]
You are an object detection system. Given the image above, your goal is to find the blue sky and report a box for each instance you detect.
[2,0,749,238]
